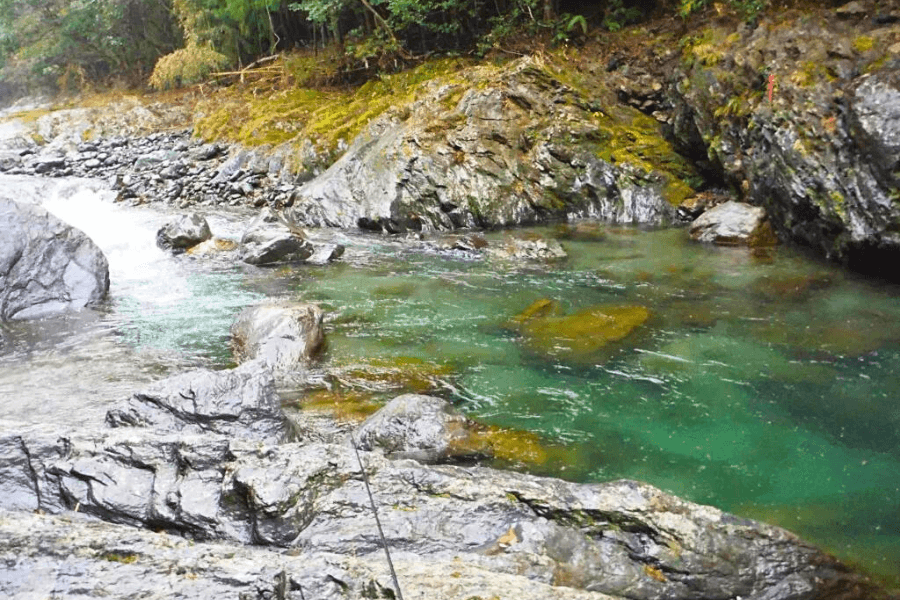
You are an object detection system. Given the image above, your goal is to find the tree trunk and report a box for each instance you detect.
[543,0,555,21]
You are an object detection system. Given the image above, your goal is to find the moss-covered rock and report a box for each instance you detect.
[668,9,900,274]
[510,300,650,362]
[280,56,696,232]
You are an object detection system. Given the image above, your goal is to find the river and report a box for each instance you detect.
[1,175,898,586]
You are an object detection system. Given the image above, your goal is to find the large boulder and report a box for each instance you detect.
[240,207,314,265]
[0,198,109,320]
[231,302,325,379]
[156,212,212,253]
[355,394,469,462]
[105,362,292,444]
[285,58,692,234]
[689,200,777,246]
[0,418,891,599]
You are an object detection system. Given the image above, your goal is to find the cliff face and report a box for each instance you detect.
[666,2,900,274]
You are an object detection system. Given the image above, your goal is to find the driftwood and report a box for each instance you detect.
[210,55,282,83]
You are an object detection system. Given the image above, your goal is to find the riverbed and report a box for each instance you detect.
[1,175,898,586]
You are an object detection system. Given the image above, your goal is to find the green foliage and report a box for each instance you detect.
[0,0,180,93]
[149,42,230,89]
[602,1,642,33]
[679,0,769,20]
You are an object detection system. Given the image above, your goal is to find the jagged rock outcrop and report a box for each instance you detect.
[285,58,694,234]
[668,4,900,274]
[0,197,109,320]
[105,361,293,444]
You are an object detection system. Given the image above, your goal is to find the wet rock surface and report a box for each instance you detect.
[666,5,900,271]
[230,302,325,381]
[355,394,469,462]
[105,362,293,445]
[156,212,213,252]
[689,200,777,246]
[0,197,109,320]
[0,403,891,600]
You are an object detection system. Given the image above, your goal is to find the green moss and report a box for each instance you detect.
[194,57,472,159]
[853,35,874,53]
[300,388,381,422]
[103,553,138,564]
[450,425,550,466]
[680,28,728,67]
[591,109,699,204]
[510,302,651,363]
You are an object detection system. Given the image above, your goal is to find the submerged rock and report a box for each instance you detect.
[155,212,212,252]
[0,198,109,320]
[231,302,325,379]
[689,201,778,247]
[487,235,568,261]
[511,300,651,362]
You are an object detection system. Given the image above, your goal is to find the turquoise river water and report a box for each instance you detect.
[0,177,897,587]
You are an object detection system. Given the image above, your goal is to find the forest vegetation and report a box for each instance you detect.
[0,0,822,101]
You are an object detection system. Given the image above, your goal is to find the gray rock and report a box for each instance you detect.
[231,302,325,378]
[285,58,681,234]
[155,212,212,252]
[0,508,618,600]
[0,418,889,599]
[486,236,568,261]
[689,201,776,246]
[240,208,314,265]
[105,362,292,444]
[355,394,469,462]
[668,19,900,271]
[0,198,109,320]
[306,242,345,265]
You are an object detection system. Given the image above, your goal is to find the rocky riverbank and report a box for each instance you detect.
[2,2,900,597]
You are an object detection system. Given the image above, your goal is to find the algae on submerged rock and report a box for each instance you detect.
[510,299,651,362]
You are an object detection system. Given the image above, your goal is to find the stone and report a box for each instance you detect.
[155,212,212,253]
[240,208,314,265]
[511,301,650,362]
[689,201,777,247]
[355,394,469,462]
[677,190,730,220]
[836,1,867,18]
[306,242,346,265]
[105,362,292,444]
[487,236,568,261]
[0,198,109,320]
[230,302,325,379]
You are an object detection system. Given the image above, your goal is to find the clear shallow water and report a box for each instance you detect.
[1,177,898,587]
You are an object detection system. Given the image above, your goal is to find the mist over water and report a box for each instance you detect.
[1,175,898,585]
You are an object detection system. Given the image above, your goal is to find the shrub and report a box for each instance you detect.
[149,42,230,90]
